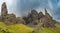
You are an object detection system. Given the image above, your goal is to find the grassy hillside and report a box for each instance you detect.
[38,27,60,33]
[0,22,60,33]
[33,23,60,33]
[0,22,33,33]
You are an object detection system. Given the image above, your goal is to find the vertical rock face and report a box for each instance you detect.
[26,9,38,27]
[38,12,44,19]
[39,9,55,28]
[31,9,38,24]
[1,2,8,16]
[1,2,8,21]
[45,9,52,20]
[31,9,38,20]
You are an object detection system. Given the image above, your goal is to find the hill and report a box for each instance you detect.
[0,22,33,33]
[32,22,60,33]
[0,22,60,33]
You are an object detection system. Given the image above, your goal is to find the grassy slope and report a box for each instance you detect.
[0,22,60,33]
[0,22,33,33]
[37,23,60,33]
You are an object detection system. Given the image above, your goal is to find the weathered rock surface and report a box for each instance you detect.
[1,2,26,25]
[38,12,44,19]
[27,9,38,27]
[39,9,55,28]
[16,17,26,24]
[1,2,8,21]
[23,9,56,28]
[4,14,16,25]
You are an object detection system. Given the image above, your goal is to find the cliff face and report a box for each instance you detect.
[27,9,38,27]
[38,12,44,19]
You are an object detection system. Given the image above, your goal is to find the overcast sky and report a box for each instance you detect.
[0,0,60,22]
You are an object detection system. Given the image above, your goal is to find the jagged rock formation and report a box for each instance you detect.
[39,9,55,27]
[45,9,52,20]
[1,2,17,25]
[0,2,25,25]
[23,9,56,27]
[38,12,44,19]
[27,9,38,27]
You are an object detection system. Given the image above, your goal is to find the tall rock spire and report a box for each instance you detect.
[45,8,52,20]
[1,2,8,21]
[45,8,48,15]
[1,2,8,16]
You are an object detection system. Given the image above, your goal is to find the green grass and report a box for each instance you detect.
[38,27,60,33]
[36,23,60,33]
[0,22,60,33]
[0,22,33,33]
[7,24,33,33]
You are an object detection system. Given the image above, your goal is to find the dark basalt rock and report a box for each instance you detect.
[27,9,38,27]
[38,12,44,19]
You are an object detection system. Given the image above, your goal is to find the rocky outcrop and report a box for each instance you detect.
[38,12,44,19]
[45,9,52,20]
[4,14,16,25]
[0,2,17,25]
[1,2,26,25]
[39,9,55,28]
[1,2,8,21]
[26,9,38,27]
[23,9,56,28]
[16,17,26,24]
[39,16,55,28]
